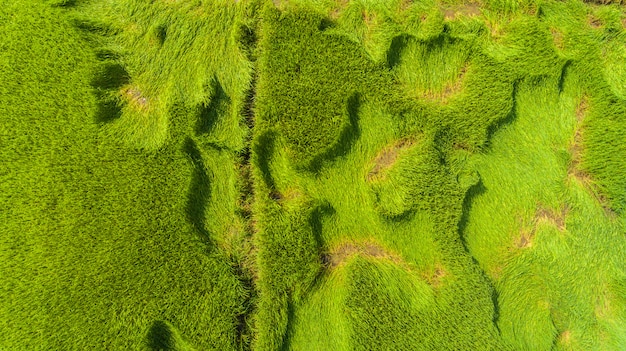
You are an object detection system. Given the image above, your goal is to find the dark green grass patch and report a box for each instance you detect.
[0,1,253,350]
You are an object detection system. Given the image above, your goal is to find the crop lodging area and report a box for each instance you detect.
[1,0,625,350]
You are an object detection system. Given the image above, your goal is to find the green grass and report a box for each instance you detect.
[2,0,626,350]
[1,1,253,349]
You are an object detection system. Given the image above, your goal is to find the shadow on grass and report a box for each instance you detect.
[237,24,258,61]
[93,93,122,123]
[196,77,230,135]
[457,179,501,328]
[91,62,129,123]
[308,93,362,173]
[381,209,417,224]
[310,201,336,252]
[184,137,212,246]
[558,60,572,94]
[484,81,519,150]
[387,34,411,70]
[279,202,335,351]
[253,130,278,191]
[50,0,77,7]
[279,298,297,351]
[147,321,176,351]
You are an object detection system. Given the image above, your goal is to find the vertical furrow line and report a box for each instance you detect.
[232,11,261,350]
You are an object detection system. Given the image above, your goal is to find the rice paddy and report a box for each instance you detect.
[1,0,625,350]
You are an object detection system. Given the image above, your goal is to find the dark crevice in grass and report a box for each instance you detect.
[381,208,417,223]
[458,179,486,253]
[232,100,258,351]
[231,249,257,351]
[242,75,257,144]
[308,93,362,173]
[153,24,167,45]
[232,23,260,349]
[307,202,335,291]
[238,24,258,62]
[183,137,212,246]
[318,17,336,31]
[311,202,335,254]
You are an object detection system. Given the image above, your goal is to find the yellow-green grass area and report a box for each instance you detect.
[3,0,626,350]
[464,2,626,349]
[251,0,626,350]
[1,0,254,349]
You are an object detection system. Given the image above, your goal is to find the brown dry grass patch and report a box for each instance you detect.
[551,27,565,51]
[329,0,349,20]
[400,0,413,12]
[419,64,468,103]
[367,138,416,181]
[557,330,572,346]
[321,240,405,268]
[535,205,569,232]
[421,263,448,288]
[486,20,505,41]
[568,96,589,183]
[516,229,533,248]
[594,284,616,320]
[514,204,569,249]
[270,187,303,205]
[363,9,376,27]
[122,86,150,110]
[442,3,481,20]
[588,14,603,29]
[489,264,503,280]
[567,97,617,219]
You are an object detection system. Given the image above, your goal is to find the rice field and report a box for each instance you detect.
[1,0,625,350]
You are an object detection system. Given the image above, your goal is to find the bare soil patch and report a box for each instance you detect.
[321,240,405,268]
[367,138,415,181]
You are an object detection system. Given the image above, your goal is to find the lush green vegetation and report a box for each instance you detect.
[2,0,625,350]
